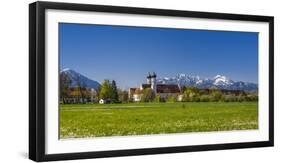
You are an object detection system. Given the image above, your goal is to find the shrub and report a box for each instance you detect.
[211,89,222,102]
[237,95,246,102]
[223,95,238,102]
[167,96,177,103]
[154,95,165,103]
[191,96,200,102]
[182,94,190,102]
[200,95,211,102]
[246,94,258,101]
[141,88,155,102]
[188,92,200,102]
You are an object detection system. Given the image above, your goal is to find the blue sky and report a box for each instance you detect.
[59,23,258,89]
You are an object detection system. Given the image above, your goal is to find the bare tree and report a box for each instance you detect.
[74,75,87,103]
[60,73,72,104]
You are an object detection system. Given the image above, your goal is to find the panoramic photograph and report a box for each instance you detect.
[59,23,259,139]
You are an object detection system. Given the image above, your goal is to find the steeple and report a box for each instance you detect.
[147,72,152,79]
[147,72,152,84]
[151,72,157,78]
[151,72,157,93]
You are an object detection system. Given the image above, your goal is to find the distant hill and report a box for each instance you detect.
[60,68,101,90]
[157,74,258,92]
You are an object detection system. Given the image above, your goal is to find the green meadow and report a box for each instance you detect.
[60,102,258,139]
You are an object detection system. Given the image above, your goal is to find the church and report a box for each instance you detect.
[129,72,182,102]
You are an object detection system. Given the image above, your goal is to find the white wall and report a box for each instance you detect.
[0,0,280,162]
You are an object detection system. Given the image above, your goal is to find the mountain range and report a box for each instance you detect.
[60,69,258,92]
[60,68,101,90]
[157,74,258,92]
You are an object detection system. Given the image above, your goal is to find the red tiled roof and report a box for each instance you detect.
[156,84,180,93]
[130,84,180,94]
[130,88,142,94]
[129,88,137,94]
[142,84,151,89]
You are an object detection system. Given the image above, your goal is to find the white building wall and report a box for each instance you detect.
[158,93,178,99]
[133,94,142,102]
[151,77,157,93]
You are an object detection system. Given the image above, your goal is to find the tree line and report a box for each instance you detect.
[180,87,258,102]
[99,80,129,103]
[132,87,258,103]
[60,73,97,104]
[60,73,258,104]
[60,73,129,104]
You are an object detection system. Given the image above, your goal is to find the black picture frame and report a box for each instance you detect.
[29,1,274,162]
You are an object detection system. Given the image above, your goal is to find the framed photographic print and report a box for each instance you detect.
[29,1,274,162]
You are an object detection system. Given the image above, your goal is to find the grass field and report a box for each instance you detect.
[60,102,258,139]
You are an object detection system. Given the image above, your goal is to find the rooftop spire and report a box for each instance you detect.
[151,72,157,78]
[147,72,152,79]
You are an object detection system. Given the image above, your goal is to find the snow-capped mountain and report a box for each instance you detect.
[60,68,101,90]
[157,74,258,92]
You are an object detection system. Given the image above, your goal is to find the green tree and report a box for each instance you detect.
[118,90,129,103]
[246,94,258,101]
[167,96,177,103]
[182,89,191,102]
[200,95,211,102]
[99,80,113,100]
[211,89,222,102]
[111,80,119,102]
[182,94,190,102]
[141,88,155,102]
[154,95,162,103]
[183,87,200,102]
[190,93,200,102]
[237,94,246,102]
[223,95,237,102]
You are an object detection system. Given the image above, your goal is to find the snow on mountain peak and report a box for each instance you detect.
[214,74,223,79]
[213,75,229,80]
[178,73,187,78]
[213,75,232,86]
[60,68,101,90]
[61,68,71,72]
[157,73,257,92]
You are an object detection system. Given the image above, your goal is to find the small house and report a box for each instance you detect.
[99,99,111,104]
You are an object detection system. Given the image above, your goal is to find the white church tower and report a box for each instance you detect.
[146,73,152,84]
[151,72,157,93]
